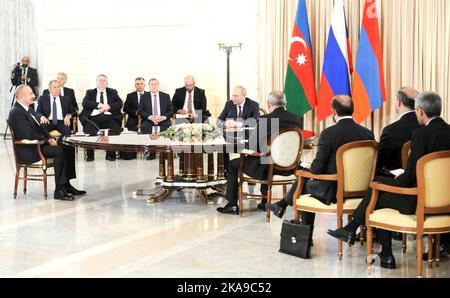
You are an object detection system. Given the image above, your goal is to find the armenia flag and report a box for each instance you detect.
[285,0,317,117]
[317,0,353,121]
[352,0,387,123]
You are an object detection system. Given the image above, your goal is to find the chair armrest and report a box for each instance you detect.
[295,169,338,181]
[14,139,44,145]
[240,149,265,157]
[370,182,418,196]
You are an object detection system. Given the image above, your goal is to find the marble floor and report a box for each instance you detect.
[0,140,448,278]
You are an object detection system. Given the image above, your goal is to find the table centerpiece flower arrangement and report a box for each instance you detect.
[159,123,222,142]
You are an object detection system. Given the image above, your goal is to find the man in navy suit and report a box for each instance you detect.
[138,78,173,160]
[36,80,76,137]
[216,86,260,177]
[79,74,123,161]
[138,78,173,134]
[217,85,260,128]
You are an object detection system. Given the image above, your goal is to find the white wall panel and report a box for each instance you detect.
[41,0,262,119]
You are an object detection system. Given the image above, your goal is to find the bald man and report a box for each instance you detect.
[172,75,211,123]
[377,87,421,172]
[8,85,85,201]
[11,56,39,97]
[269,95,375,219]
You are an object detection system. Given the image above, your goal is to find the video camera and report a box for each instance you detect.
[11,62,22,86]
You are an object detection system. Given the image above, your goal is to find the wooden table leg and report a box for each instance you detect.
[208,153,215,181]
[217,153,225,180]
[167,151,174,182]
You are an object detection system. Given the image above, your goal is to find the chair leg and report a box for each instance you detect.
[43,169,48,200]
[23,167,28,194]
[282,185,287,197]
[337,215,343,261]
[266,187,272,223]
[427,235,434,268]
[14,169,20,199]
[359,225,365,246]
[402,233,408,253]
[367,226,373,268]
[238,184,243,217]
[435,234,441,267]
[417,234,423,278]
[294,209,300,221]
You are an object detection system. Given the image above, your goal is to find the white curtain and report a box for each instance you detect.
[0,0,38,132]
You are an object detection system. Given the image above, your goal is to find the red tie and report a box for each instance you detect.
[188,92,193,114]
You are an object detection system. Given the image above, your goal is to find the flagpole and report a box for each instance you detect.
[219,43,242,101]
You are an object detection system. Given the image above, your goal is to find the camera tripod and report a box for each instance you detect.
[3,85,17,140]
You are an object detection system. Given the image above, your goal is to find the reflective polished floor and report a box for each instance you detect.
[0,141,448,278]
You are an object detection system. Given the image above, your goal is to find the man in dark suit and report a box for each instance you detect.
[124,77,147,132]
[43,72,79,112]
[138,78,173,160]
[37,80,76,137]
[172,75,211,124]
[217,91,302,215]
[8,85,85,201]
[138,78,173,134]
[11,56,39,97]
[217,86,260,177]
[79,74,123,161]
[328,91,450,269]
[42,72,79,133]
[217,85,260,128]
[269,95,375,220]
[377,87,421,172]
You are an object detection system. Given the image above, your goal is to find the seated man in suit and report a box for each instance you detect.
[216,86,260,177]
[138,78,173,160]
[124,77,147,132]
[8,85,85,201]
[172,75,211,124]
[377,87,421,173]
[217,91,301,215]
[43,72,79,133]
[37,80,76,137]
[121,77,147,160]
[269,95,375,220]
[328,91,450,269]
[79,74,123,161]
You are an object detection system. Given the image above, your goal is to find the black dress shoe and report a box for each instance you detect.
[327,228,356,245]
[379,254,396,269]
[147,153,156,160]
[257,202,267,211]
[105,155,116,161]
[86,156,95,162]
[217,203,239,215]
[54,189,74,201]
[269,203,286,219]
[64,185,87,196]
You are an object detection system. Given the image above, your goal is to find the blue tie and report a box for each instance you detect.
[52,97,58,126]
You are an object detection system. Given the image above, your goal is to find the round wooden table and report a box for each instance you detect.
[63,132,239,205]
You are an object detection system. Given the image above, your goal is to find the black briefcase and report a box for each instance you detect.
[279,219,314,259]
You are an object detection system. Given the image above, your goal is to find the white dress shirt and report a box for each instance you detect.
[150,92,161,133]
[183,90,195,112]
[236,98,246,118]
[91,89,111,116]
[48,96,64,121]
[18,102,40,125]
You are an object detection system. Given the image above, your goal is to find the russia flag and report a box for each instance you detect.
[317,0,353,121]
